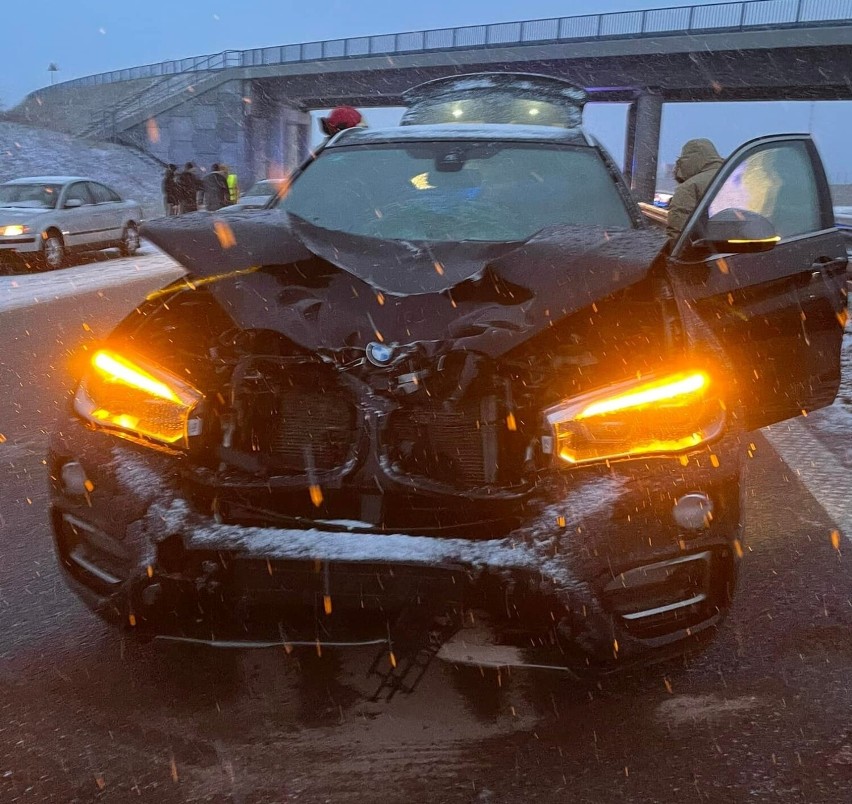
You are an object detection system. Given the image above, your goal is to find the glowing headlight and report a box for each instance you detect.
[0,224,29,236]
[544,370,725,465]
[73,349,202,446]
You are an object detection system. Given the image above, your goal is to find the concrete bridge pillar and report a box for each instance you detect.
[623,90,663,203]
[245,96,311,186]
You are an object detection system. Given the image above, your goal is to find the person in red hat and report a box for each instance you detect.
[319,106,365,141]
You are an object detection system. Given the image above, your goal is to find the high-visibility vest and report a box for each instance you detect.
[227,173,239,202]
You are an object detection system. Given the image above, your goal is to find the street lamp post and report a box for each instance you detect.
[48,63,59,85]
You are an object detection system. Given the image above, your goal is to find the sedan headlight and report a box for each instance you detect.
[73,349,202,447]
[544,370,725,465]
[0,224,29,236]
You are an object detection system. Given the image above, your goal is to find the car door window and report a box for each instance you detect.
[65,183,94,207]
[87,182,115,204]
[670,135,845,431]
[707,141,822,240]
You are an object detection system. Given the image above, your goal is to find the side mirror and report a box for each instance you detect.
[64,198,84,209]
[698,209,780,254]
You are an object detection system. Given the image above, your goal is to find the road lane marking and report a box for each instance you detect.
[763,418,852,537]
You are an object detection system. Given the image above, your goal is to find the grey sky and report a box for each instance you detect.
[3,1,849,183]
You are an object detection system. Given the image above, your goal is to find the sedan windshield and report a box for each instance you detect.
[0,183,61,209]
[280,142,632,242]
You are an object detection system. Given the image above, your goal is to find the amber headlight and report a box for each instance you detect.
[543,370,725,465]
[73,349,202,447]
[0,224,29,236]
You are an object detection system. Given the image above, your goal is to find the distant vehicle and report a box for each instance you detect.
[224,179,287,211]
[0,177,142,270]
[834,206,852,248]
[653,191,673,209]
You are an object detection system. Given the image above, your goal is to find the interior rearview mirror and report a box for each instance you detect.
[64,198,84,209]
[698,208,780,254]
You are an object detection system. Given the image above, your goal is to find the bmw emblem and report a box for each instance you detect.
[366,341,394,366]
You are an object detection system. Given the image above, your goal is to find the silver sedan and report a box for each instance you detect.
[0,176,142,270]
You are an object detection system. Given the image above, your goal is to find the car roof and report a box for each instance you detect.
[327,123,592,148]
[2,176,91,185]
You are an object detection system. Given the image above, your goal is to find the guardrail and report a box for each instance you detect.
[38,0,852,93]
[76,53,227,138]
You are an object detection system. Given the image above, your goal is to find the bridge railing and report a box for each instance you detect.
[40,0,852,92]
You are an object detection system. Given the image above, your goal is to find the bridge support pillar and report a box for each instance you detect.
[245,97,311,186]
[623,91,663,203]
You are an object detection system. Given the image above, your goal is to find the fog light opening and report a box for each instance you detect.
[60,461,89,496]
[672,492,714,532]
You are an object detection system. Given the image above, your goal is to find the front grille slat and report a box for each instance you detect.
[385,395,522,489]
[229,360,357,476]
[227,358,524,490]
[269,390,354,472]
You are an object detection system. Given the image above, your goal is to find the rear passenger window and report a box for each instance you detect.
[89,183,118,204]
[65,183,94,206]
[708,141,822,239]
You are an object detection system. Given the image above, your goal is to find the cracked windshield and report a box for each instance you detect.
[1,1,852,802]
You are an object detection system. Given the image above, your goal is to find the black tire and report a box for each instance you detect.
[41,231,65,271]
[120,223,140,257]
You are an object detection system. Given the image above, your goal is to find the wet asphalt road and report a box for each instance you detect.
[2,262,852,803]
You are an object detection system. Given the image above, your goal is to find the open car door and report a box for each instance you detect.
[667,134,847,431]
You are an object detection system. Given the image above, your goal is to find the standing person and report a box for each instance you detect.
[666,138,724,242]
[203,163,230,212]
[224,165,239,204]
[162,164,179,216]
[177,162,201,214]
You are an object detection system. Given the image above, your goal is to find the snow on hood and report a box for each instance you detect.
[0,206,50,218]
[141,213,666,359]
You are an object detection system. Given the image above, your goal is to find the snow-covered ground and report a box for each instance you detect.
[0,120,164,218]
[0,245,183,313]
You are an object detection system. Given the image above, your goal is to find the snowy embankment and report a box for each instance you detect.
[0,120,163,217]
[0,246,184,313]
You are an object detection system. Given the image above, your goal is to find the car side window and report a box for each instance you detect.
[707,142,822,240]
[65,183,95,207]
[88,183,116,204]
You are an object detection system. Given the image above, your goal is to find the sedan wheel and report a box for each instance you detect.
[120,224,140,257]
[42,234,65,270]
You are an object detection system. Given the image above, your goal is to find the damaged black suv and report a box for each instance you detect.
[50,74,847,673]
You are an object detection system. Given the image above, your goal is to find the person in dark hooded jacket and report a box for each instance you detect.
[203,163,230,212]
[162,164,179,216]
[666,138,724,242]
[177,162,202,213]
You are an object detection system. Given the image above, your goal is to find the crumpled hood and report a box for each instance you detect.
[141,212,666,358]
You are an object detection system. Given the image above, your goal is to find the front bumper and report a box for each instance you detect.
[49,417,744,671]
[0,236,39,256]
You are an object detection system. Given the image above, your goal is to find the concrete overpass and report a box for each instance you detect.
[12,0,852,201]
